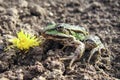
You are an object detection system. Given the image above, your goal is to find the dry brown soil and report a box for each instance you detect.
[0,0,120,80]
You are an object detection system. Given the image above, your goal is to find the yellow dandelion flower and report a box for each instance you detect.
[9,30,40,50]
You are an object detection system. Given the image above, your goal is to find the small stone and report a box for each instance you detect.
[49,12,54,16]
[47,50,55,56]
[0,6,4,13]
[92,2,101,7]
[16,69,24,80]
[18,0,28,8]
[84,74,91,79]
[44,2,50,7]
[6,8,18,16]
[33,76,46,80]
[3,34,14,40]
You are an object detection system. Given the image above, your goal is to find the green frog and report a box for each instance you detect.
[41,23,106,69]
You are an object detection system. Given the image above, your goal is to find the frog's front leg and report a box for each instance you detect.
[60,41,85,69]
[69,41,85,69]
[87,44,106,63]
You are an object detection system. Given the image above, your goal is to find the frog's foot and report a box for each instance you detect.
[60,56,77,70]
[95,57,111,70]
[60,53,75,69]
[61,45,67,51]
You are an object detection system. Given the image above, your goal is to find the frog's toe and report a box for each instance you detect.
[69,58,75,68]
[67,65,75,71]
[59,55,76,69]
[59,57,71,61]
[61,45,67,51]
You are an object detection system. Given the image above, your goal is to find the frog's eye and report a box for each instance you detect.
[57,25,63,28]
[56,25,64,31]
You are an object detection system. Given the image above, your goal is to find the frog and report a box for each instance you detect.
[41,23,106,69]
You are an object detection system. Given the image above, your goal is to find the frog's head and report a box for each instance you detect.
[42,23,73,40]
[42,23,89,41]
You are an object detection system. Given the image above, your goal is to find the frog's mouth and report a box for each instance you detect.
[42,33,72,40]
[42,28,76,42]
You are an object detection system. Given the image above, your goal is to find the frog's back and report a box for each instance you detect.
[62,23,85,31]
[60,23,88,35]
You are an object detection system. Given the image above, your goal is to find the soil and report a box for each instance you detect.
[0,0,120,80]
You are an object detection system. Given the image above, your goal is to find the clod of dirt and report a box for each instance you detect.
[44,58,65,72]
[33,76,46,80]
[0,6,5,13]
[0,11,18,33]
[0,69,24,80]
[0,77,9,80]
[0,61,9,73]
[12,47,43,66]
[42,69,65,80]
[6,8,18,17]
[28,3,47,17]
[28,61,45,74]
[0,51,15,72]
[18,0,28,8]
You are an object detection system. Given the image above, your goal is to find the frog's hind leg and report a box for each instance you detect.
[69,43,85,69]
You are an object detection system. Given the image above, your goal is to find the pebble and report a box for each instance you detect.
[49,12,54,16]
